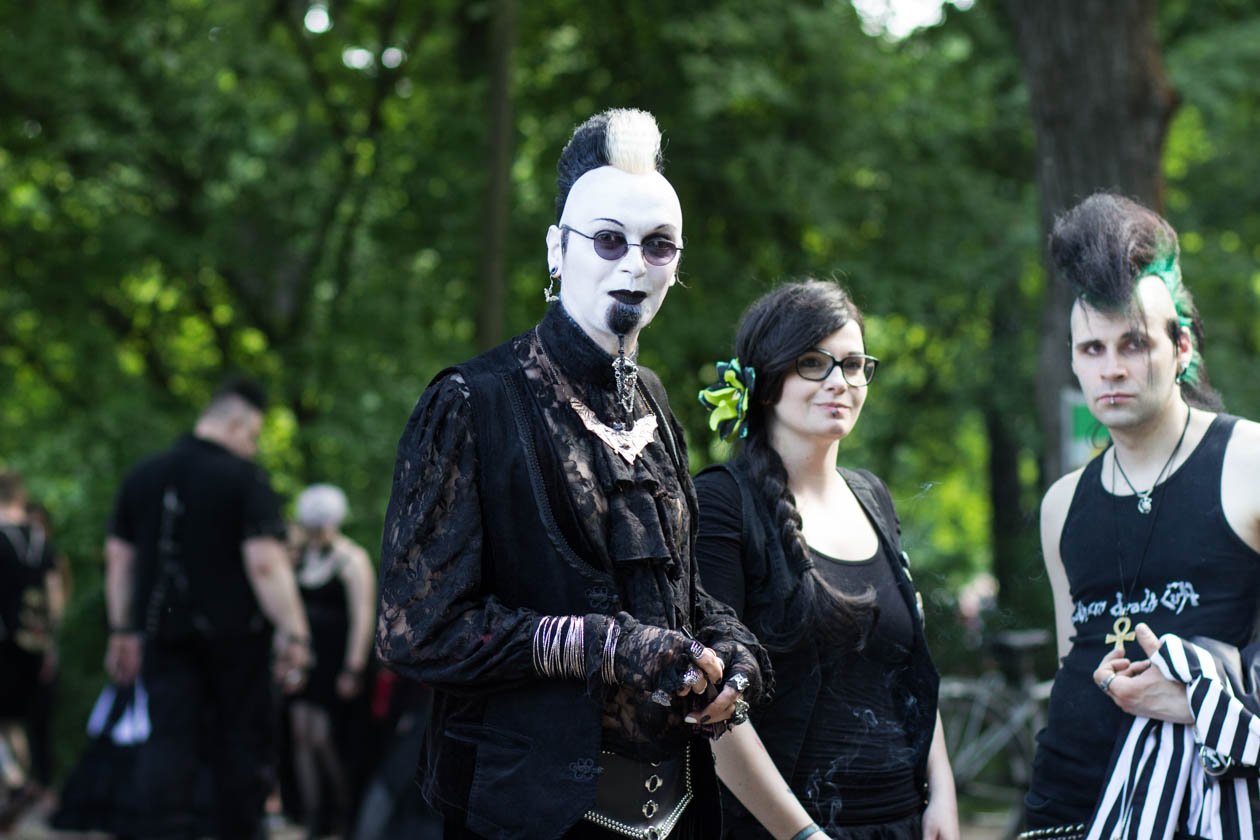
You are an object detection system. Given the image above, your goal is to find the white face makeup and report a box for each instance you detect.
[546,166,682,354]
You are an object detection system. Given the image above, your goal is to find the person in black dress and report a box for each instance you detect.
[289,483,376,838]
[695,280,958,840]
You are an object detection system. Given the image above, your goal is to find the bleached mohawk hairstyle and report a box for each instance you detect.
[555,108,663,221]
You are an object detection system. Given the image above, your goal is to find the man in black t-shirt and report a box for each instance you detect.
[106,379,311,839]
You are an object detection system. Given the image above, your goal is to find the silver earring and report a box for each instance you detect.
[544,268,560,303]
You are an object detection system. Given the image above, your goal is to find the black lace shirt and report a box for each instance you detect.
[378,304,766,759]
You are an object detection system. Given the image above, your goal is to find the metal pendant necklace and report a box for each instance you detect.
[1112,407,1192,514]
[1106,407,1191,651]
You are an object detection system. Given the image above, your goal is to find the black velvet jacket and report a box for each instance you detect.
[377,304,768,839]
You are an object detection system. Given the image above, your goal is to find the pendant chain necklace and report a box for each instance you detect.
[1105,407,1192,651]
[1112,407,1192,515]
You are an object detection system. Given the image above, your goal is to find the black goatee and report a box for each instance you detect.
[607,302,641,336]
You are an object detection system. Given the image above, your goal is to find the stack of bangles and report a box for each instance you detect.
[532,615,587,680]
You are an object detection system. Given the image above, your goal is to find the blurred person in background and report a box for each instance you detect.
[22,500,69,814]
[105,378,311,839]
[0,471,63,831]
[288,483,376,839]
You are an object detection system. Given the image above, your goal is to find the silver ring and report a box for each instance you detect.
[650,689,673,707]
[681,668,701,688]
[687,640,706,661]
[1099,673,1118,694]
[726,672,751,694]
[731,697,750,725]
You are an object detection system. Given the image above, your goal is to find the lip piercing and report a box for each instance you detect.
[830,409,840,418]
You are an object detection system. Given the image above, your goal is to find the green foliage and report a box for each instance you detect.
[4,0,1260,778]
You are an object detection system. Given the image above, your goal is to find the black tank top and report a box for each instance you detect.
[1028,414,1260,826]
[791,543,922,826]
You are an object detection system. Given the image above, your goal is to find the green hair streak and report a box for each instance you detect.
[1138,251,1200,386]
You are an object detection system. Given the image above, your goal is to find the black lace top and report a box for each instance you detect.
[378,304,767,760]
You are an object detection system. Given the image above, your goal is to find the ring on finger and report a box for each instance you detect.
[731,697,751,726]
[726,672,751,694]
[681,667,701,688]
[650,689,673,707]
[1098,673,1118,694]
[687,640,706,661]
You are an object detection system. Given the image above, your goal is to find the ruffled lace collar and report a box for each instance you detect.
[537,302,637,391]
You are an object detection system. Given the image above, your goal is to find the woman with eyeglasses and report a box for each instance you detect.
[695,280,958,840]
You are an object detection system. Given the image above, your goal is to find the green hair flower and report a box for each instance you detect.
[698,359,756,441]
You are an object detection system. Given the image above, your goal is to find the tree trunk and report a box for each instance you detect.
[476,0,516,350]
[987,287,1039,623]
[1006,0,1178,485]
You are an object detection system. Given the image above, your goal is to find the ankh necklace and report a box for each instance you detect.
[1106,407,1191,651]
[1112,407,1192,515]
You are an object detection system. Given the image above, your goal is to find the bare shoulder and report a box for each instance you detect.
[338,538,376,577]
[1041,466,1086,532]
[1222,417,1260,485]
[1225,416,1260,459]
[1221,416,1260,553]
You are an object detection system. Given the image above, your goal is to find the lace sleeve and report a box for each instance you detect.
[376,375,540,694]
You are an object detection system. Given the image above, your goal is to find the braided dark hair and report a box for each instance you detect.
[1051,192,1221,410]
[734,279,876,653]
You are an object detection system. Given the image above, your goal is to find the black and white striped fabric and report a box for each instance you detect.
[1085,634,1260,840]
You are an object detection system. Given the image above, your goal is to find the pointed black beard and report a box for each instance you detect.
[607,303,642,420]
[607,302,642,336]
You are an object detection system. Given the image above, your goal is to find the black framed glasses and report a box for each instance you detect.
[561,225,683,266]
[795,348,880,387]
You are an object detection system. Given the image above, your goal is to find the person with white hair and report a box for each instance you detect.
[377,109,769,839]
[288,483,375,839]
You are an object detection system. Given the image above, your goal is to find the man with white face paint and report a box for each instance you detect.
[1023,194,1260,839]
[378,109,768,840]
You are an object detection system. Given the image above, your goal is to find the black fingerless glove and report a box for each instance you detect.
[588,612,695,695]
[711,639,764,703]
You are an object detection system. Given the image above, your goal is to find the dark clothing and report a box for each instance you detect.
[296,547,351,707]
[442,804,704,839]
[695,461,938,837]
[827,811,922,840]
[108,434,286,838]
[813,546,914,654]
[109,434,285,637]
[0,522,55,718]
[789,545,922,826]
[378,304,766,839]
[133,633,274,839]
[1027,414,1260,829]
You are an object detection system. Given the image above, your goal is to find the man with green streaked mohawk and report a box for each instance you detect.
[1023,193,1260,838]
